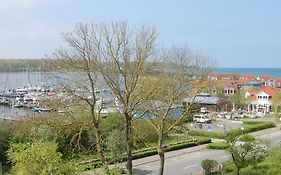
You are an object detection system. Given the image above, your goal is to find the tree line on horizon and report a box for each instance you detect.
[0,59,44,72]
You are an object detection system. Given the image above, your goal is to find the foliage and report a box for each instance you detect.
[228,121,275,138]
[207,142,229,150]
[189,130,225,139]
[100,113,124,134]
[0,59,43,72]
[223,146,281,175]
[0,122,11,164]
[133,119,158,148]
[7,141,78,175]
[238,134,255,142]
[230,90,247,110]
[105,129,126,163]
[222,161,236,173]
[103,166,125,175]
[215,85,225,97]
[272,91,281,113]
[201,159,219,175]
[225,136,269,175]
[259,146,281,175]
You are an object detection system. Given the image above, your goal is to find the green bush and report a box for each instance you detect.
[133,137,211,160]
[196,136,213,144]
[201,159,219,175]
[0,122,11,164]
[222,161,236,173]
[133,119,159,146]
[106,129,126,163]
[207,142,229,150]
[239,134,255,142]
[7,141,79,175]
[101,113,124,134]
[189,130,225,139]
[228,121,275,137]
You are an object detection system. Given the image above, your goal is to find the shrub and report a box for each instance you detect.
[133,137,211,159]
[228,121,275,137]
[133,119,158,146]
[0,122,11,164]
[222,161,236,173]
[239,134,255,142]
[189,130,225,139]
[7,141,79,175]
[207,142,229,150]
[106,129,126,163]
[201,159,219,175]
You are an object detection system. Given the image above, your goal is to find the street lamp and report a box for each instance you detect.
[241,122,245,135]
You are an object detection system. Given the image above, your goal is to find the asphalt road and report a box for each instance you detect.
[133,127,281,175]
[133,149,229,175]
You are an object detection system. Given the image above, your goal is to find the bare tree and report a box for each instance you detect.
[46,23,108,163]
[138,47,214,175]
[95,22,157,174]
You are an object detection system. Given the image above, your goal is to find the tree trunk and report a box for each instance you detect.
[91,107,106,163]
[125,114,133,174]
[94,126,106,163]
[158,147,165,175]
[237,168,240,175]
[157,131,165,175]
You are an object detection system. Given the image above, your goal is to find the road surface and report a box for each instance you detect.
[133,127,281,175]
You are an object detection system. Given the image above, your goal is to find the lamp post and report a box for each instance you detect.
[241,122,245,135]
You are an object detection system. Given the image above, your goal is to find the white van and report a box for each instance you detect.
[193,114,211,123]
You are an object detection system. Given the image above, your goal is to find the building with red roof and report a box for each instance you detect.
[245,86,276,113]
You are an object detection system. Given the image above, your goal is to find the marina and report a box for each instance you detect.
[0,72,121,119]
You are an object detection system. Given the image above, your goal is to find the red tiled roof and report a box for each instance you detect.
[255,86,275,96]
[258,75,273,81]
[240,74,257,80]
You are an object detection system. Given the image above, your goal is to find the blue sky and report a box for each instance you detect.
[0,0,281,68]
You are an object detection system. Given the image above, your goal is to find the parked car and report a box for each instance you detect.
[232,112,245,119]
[193,114,211,123]
[245,112,258,119]
[200,107,208,113]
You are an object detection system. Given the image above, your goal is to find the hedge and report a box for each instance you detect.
[133,137,211,160]
[86,137,211,169]
[239,134,255,142]
[189,130,225,139]
[228,121,275,137]
[207,142,229,150]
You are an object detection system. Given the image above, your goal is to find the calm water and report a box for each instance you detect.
[216,68,281,78]
[0,72,46,91]
[0,68,280,118]
[0,72,48,118]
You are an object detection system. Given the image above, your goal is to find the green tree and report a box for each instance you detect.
[137,47,213,175]
[215,85,225,97]
[230,90,247,111]
[106,129,126,163]
[7,141,78,175]
[226,134,268,175]
[272,91,281,114]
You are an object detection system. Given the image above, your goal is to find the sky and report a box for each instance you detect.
[0,0,281,68]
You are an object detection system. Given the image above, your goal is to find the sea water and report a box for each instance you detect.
[216,68,281,78]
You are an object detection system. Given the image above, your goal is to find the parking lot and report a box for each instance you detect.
[188,116,276,133]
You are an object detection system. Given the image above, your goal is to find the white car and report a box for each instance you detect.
[193,114,211,123]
